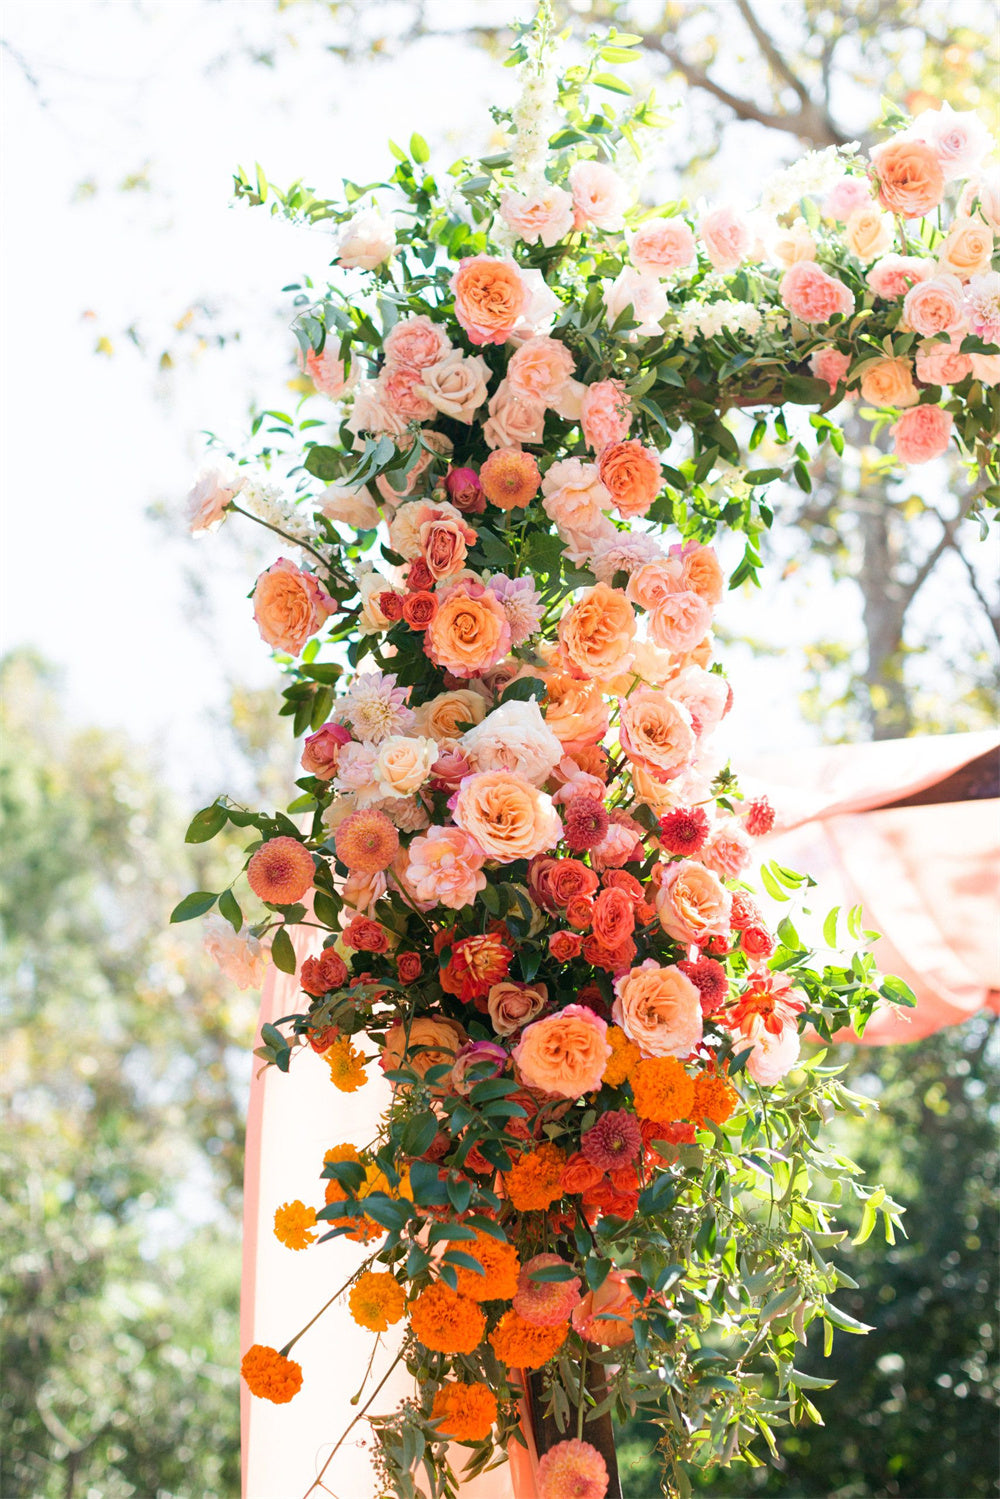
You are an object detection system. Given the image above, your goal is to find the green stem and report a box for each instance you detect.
[281,1258,374,1356]
[302,1350,405,1498]
[576,1346,589,1442]
[230,501,347,581]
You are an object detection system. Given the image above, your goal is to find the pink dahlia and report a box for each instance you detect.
[677,956,729,1016]
[537,1438,609,1499]
[513,1254,582,1328]
[580,1109,642,1171]
[563,795,610,853]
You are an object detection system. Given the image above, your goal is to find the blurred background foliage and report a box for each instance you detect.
[1,0,997,1495]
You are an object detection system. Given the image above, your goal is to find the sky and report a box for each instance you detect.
[1,0,992,806]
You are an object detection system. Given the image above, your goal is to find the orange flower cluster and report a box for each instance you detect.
[692,1071,739,1126]
[430,1379,499,1442]
[440,931,513,1001]
[273,1199,317,1250]
[489,1309,569,1369]
[326,1036,367,1092]
[454,1230,522,1302]
[241,1343,303,1404]
[601,1025,640,1087]
[503,1142,567,1211]
[409,1283,486,1354]
[631,1056,695,1123]
[561,1153,639,1222]
[349,1271,406,1332]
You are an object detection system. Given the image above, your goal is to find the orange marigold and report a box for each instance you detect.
[454,1230,521,1302]
[692,1071,739,1126]
[273,1199,317,1250]
[326,1036,367,1092]
[503,1142,566,1212]
[489,1309,568,1369]
[409,1283,486,1354]
[430,1379,499,1442]
[602,1025,641,1088]
[631,1056,695,1123]
[349,1271,406,1332]
[241,1343,303,1403]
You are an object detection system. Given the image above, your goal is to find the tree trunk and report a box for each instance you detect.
[526,1364,622,1498]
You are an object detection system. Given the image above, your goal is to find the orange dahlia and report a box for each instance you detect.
[241,1344,303,1403]
[601,1025,641,1087]
[326,1036,367,1092]
[480,448,541,511]
[489,1308,568,1369]
[453,1230,521,1302]
[247,835,314,904]
[409,1283,486,1354]
[349,1271,406,1332]
[334,808,400,874]
[692,1071,739,1126]
[273,1199,317,1250]
[503,1142,566,1212]
[430,1379,499,1442]
[631,1056,695,1123]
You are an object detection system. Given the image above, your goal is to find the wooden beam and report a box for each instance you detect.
[877,748,999,811]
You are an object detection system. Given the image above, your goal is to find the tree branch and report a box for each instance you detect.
[733,0,812,106]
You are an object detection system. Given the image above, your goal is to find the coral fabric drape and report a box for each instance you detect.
[241,919,538,1498]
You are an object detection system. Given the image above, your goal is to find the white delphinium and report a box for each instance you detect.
[758,143,861,218]
[239,471,325,554]
[508,2,560,194]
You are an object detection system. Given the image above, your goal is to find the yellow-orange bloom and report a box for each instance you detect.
[630,1056,695,1123]
[489,1309,568,1369]
[692,1071,739,1127]
[480,448,541,511]
[503,1142,566,1212]
[327,1036,367,1092]
[241,1344,303,1403]
[454,1230,522,1302]
[273,1199,317,1250]
[430,1380,499,1442]
[349,1271,406,1332]
[409,1283,486,1354]
[602,1025,641,1087]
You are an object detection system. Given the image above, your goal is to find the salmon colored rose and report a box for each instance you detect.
[780,262,855,323]
[870,137,945,219]
[252,558,336,656]
[580,379,631,453]
[487,981,548,1036]
[591,886,635,949]
[619,688,696,783]
[655,859,732,945]
[549,930,583,961]
[513,1004,611,1098]
[858,357,919,408]
[678,542,724,606]
[453,771,563,864]
[892,404,954,464]
[598,440,662,519]
[419,514,477,581]
[380,1015,467,1085]
[538,667,609,753]
[530,856,600,911]
[629,218,696,276]
[424,582,511,678]
[867,254,935,299]
[612,961,703,1058]
[507,336,576,407]
[557,583,636,679]
[451,255,528,346]
[902,274,966,338]
[571,1271,637,1347]
[383,313,452,370]
[915,339,973,386]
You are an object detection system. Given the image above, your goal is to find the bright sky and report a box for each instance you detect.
[1,0,990,805]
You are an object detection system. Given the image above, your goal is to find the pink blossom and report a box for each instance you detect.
[203,917,266,990]
[569,160,628,231]
[902,274,966,338]
[914,339,972,387]
[299,344,356,399]
[301,721,351,779]
[499,185,575,247]
[892,404,954,464]
[700,205,753,272]
[780,261,855,323]
[965,271,1000,344]
[822,175,874,222]
[866,254,935,300]
[383,314,452,371]
[186,462,242,536]
[603,268,669,337]
[507,336,576,407]
[809,346,851,393]
[629,217,696,275]
[580,379,631,453]
[405,825,487,909]
[648,590,713,656]
[745,1022,801,1085]
[910,102,992,183]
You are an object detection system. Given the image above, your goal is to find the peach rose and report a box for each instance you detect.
[252,558,336,656]
[630,218,696,275]
[915,339,972,386]
[580,379,631,453]
[843,205,894,261]
[903,274,966,337]
[656,859,732,944]
[301,721,351,779]
[453,771,562,863]
[625,557,685,612]
[700,205,752,271]
[300,344,356,400]
[970,352,1000,385]
[319,482,381,531]
[383,314,452,370]
[414,688,486,742]
[571,1271,637,1347]
[482,379,548,449]
[604,268,669,337]
[500,185,575,247]
[569,160,628,231]
[378,364,437,422]
[701,821,752,880]
[416,351,490,423]
[390,499,457,561]
[745,1021,800,1086]
[507,336,576,407]
[768,218,817,269]
[538,668,609,754]
[488,981,548,1036]
[866,254,935,300]
[405,825,487,909]
[892,404,954,464]
[451,255,528,346]
[203,916,266,991]
[619,688,696,782]
[809,346,851,392]
[335,208,396,269]
[858,357,919,408]
[513,1004,610,1098]
[373,735,436,799]
[668,664,729,737]
[541,458,615,561]
[425,583,512,677]
[347,378,409,440]
[598,440,662,519]
[679,543,725,607]
[612,962,702,1058]
[870,137,945,219]
[780,262,855,323]
[420,514,477,582]
[649,591,714,655]
[380,1014,467,1085]
[936,218,995,282]
[557,583,637,679]
[461,699,563,787]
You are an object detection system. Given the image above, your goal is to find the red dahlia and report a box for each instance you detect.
[658,806,709,855]
[677,956,729,1015]
[562,795,610,852]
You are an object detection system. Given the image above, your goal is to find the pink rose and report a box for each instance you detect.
[903,274,966,338]
[669,664,729,737]
[700,205,752,272]
[507,336,576,407]
[914,339,973,387]
[383,314,452,370]
[745,1021,800,1085]
[869,138,945,219]
[252,558,336,656]
[629,218,696,276]
[911,102,992,183]
[299,344,356,399]
[604,269,669,337]
[541,458,614,560]
[500,186,574,247]
[960,166,1000,231]
[866,254,935,300]
[648,590,713,655]
[618,688,696,784]
[186,462,241,536]
[405,825,487,910]
[347,378,409,439]
[569,160,628,231]
[482,379,547,450]
[334,208,396,270]
[780,262,855,323]
[301,721,351,779]
[823,176,874,222]
[892,404,954,464]
[377,364,437,422]
[700,821,752,880]
[581,379,632,453]
[809,346,851,393]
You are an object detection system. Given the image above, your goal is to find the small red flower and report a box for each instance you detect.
[378,590,405,620]
[562,795,609,852]
[744,796,776,836]
[301,947,349,997]
[440,932,513,1001]
[403,590,438,629]
[396,951,422,983]
[342,916,389,953]
[658,806,710,856]
[729,890,763,931]
[678,956,729,1015]
[406,557,434,592]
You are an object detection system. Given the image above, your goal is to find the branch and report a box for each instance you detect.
[733,0,812,107]
[899,488,986,610]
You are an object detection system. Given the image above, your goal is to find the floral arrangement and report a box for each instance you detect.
[177,12,995,1498]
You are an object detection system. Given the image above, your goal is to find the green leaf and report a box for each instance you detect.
[759,864,789,902]
[270,926,297,974]
[500,676,546,704]
[170,890,218,923]
[184,803,228,844]
[592,72,632,95]
[822,905,840,947]
[303,446,343,482]
[880,974,917,1008]
[410,133,430,164]
[219,888,243,933]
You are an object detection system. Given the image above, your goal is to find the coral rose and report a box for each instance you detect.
[858,357,919,408]
[451,255,527,346]
[571,1271,637,1347]
[619,688,696,782]
[580,378,631,453]
[915,339,972,386]
[903,274,966,338]
[453,771,562,863]
[539,667,609,754]
[630,217,696,275]
[301,721,351,779]
[598,439,662,519]
[867,254,935,300]
[405,825,487,909]
[655,859,732,944]
[557,583,636,679]
[507,336,576,406]
[780,262,855,323]
[870,137,945,218]
[700,205,752,271]
[513,1004,611,1099]
[383,313,451,370]
[252,558,336,656]
[613,961,703,1058]
[892,404,954,464]
[425,583,511,678]
[380,1014,467,1084]
[809,346,851,392]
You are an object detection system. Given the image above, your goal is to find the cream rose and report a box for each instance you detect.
[482,379,547,449]
[604,268,669,337]
[843,205,894,261]
[453,771,562,863]
[335,208,396,270]
[319,482,381,530]
[936,218,995,281]
[416,350,490,423]
[413,689,487,742]
[373,735,437,799]
[858,357,919,408]
[612,962,703,1058]
[461,698,564,788]
[769,218,817,268]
